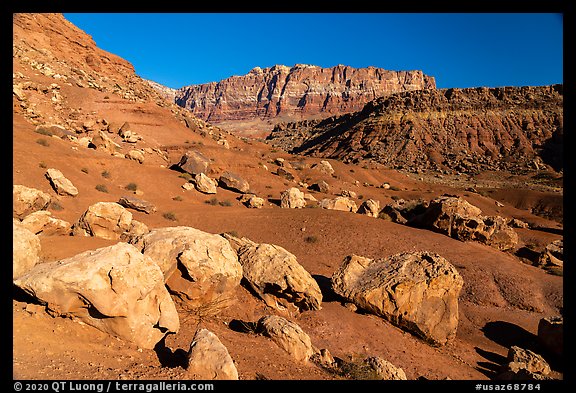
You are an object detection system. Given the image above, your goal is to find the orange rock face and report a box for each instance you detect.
[175,64,436,122]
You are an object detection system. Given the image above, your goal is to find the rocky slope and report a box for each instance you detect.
[266,85,563,175]
[175,64,436,125]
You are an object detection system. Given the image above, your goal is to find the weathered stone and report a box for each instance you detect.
[13,185,51,219]
[276,167,295,181]
[35,124,74,138]
[71,202,148,241]
[257,315,315,362]
[280,187,306,209]
[538,240,563,268]
[508,218,529,228]
[410,196,518,251]
[90,130,121,154]
[239,194,265,209]
[364,356,407,380]
[223,234,322,312]
[177,150,210,176]
[186,329,238,380]
[538,316,563,357]
[20,210,71,235]
[313,160,335,175]
[357,199,380,218]
[340,190,357,198]
[497,346,552,380]
[45,168,78,196]
[118,122,140,143]
[182,183,195,191]
[218,172,250,193]
[319,196,357,213]
[13,219,41,279]
[308,181,330,193]
[194,173,218,194]
[14,242,179,349]
[118,196,156,214]
[125,149,145,164]
[332,251,463,346]
[131,226,242,308]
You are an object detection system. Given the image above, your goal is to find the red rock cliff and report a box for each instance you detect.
[175,64,436,122]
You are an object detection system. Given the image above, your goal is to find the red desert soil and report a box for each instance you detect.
[12,13,563,383]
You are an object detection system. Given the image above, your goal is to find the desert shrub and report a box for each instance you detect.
[205,197,219,205]
[81,167,89,174]
[304,235,318,244]
[125,182,138,191]
[49,201,64,211]
[38,161,47,168]
[162,212,177,221]
[172,195,183,201]
[36,138,50,147]
[35,128,53,136]
[218,200,233,207]
[224,230,239,238]
[101,170,111,179]
[178,172,192,181]
[95,184,109,193]
[389,185,401,191]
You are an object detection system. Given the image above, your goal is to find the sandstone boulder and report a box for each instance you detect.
[71,202,148,241]
[276,167,295,181]
[410,196,518,251]
[177,149,210,176]
[308,180,330,193]
[257,315,315,362]
[118,196,156,214]
[125,149,145,164]
[357,199,380,218]
[194,173,218,194]
[312,160,335,175]
[13,185,51,219]
[319,196,358,213]
[20,210,71,235]
[45,168,78,196]
[131,226,242,308]
[90,130,121,154]
[538,240,563,268]
[497,346,552,380]
[364,356,407,380]
[218,172,250,193]
[223,234,322,312]
[13,242,179,349]
[538,316,563,357]
[379,198,429,224]
[239,194,265,209]
[118,122,141,143]
[13,219,41,279]
[186,329,238,380]
[280,187,306,209]
[331,251,463,346]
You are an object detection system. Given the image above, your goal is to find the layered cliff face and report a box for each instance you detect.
[175,64,436,124]
[266,85,563,174]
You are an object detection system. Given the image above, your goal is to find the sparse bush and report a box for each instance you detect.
[35,128,53,136]
[172,195,183,201]
[389,185,401,191]
[95,184,108,193]
[162,212,177,221]
[391,195,401,201]
[81,167,89,174]
[38,161,47,168]
[101,170,111,179]
[304,235,318,244]
[178,172,192,181]
[205,197,219,205]
[36,138,50,147]
[218,200,233,207]
[224,230,239,238]
[125,182,138,192]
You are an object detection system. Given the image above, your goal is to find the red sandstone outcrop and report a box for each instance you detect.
[175,64,436,123]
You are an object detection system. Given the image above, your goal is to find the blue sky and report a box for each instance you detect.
[64,13,563,90]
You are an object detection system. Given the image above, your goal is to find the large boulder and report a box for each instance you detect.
[537,240,563,268]
[20,210,71,235]
[186,329,238,380]
[71,202,148,241]
[257,315,315,362]
[364,356,407,380]
[238,194,265,209]
[357,199,380,218]
[218,172,250,193]
[223,234,322,312]
[118,196,157,214]
[177,149,210,176]
[410,196,518,251]
[13,185,51,219]
[319,196,358,213]
[13,242,179,349]
[90,130,121,154]
[194,173,218,194]
[308,180,330,193]
[497,346,552,380]
[45,168,78,197]
[13,219,41,279]
[280,187,306,209]
[331,251,464,346]
[312,160,335,175]
[131,226,242,308]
